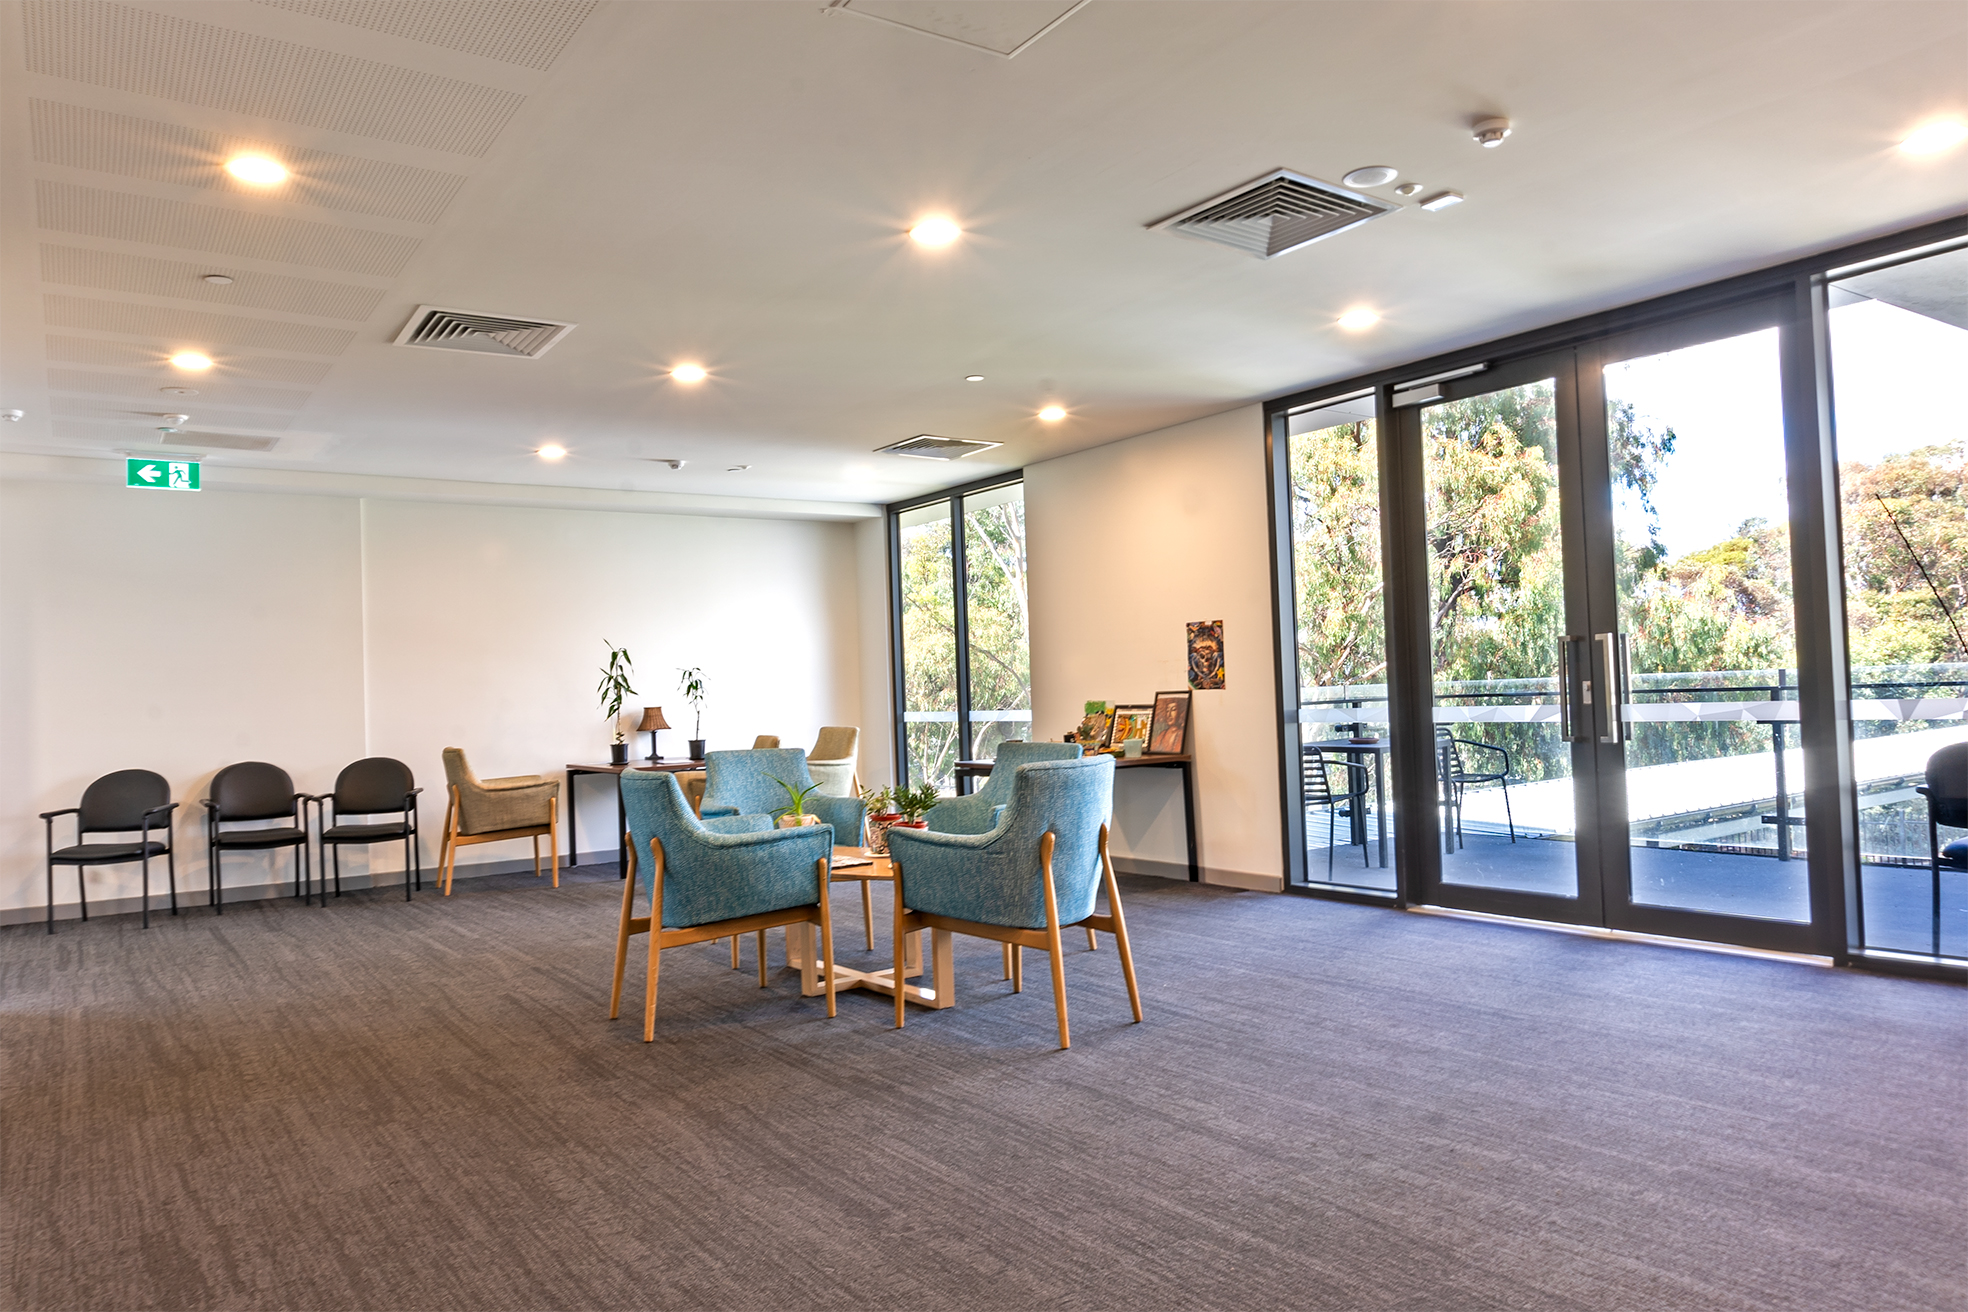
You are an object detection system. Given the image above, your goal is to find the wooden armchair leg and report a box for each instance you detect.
[1040,832,1070,1050]
[1002,942,1013,980]
[861,880,874,950]
[1086,927,1098,950]
[756,929,768,988]
[730,936,741,970]
[549,796,560,889]
[1101,824,1143,1024]
[892,860,907,1031]
[609,845,637,1020]
[815,857,837,1018]
[643,839,665,1042]
[1011,945,1023,992]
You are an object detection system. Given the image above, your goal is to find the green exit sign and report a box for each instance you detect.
[126,458,200,491]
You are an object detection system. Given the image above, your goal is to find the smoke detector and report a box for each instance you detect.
[1473,117,1512,147]
[1149,169,1395,259]
[875,435,1002,461]
[392,306,577,358]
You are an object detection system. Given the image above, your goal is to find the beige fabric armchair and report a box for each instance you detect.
[439,748,559,895]
[807,726,859,797]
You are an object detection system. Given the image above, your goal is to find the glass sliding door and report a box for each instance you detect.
[1601,325,1812,924]
[892,476,1031,795]
[1828,247,1968,961]
[1421,374,1582,903]
[1285,394,1394,892]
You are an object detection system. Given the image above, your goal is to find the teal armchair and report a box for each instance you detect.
[700,748,865,843]
[886,755,1141,1049]
[924,741,1082,835]
[610,770,838,1041]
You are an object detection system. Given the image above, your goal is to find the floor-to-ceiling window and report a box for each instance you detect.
[1267,216,1967,973]
[891,475,1030,793]
[1828,245,1967,961]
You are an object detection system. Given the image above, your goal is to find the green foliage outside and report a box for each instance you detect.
[1290,388,1965,791]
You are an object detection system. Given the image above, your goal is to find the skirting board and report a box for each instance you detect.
[4,850,618,926]
[1110,856,1283,894]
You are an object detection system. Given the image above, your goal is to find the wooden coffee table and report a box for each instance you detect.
[781,847,952,1010]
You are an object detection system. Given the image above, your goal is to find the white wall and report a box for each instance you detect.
[853,515,895,789]
[1025,404,1283,890]
[0,468,870,920]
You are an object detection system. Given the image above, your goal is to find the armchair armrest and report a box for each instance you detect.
[699,803,740,818]
[924,793,996,834]
[38,807,80,821]
[807,794,864,844]
[478,774,553,791]
[142,801,180,818]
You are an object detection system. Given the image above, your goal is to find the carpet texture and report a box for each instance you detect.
[3,867,1963,1311]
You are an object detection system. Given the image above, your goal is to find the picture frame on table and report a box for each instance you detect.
[1147,690,1191,755]
[1109,704,1153,748]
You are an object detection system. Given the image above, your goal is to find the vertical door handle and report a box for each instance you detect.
[1596,632,1624,744]
[1557,636,1584,743]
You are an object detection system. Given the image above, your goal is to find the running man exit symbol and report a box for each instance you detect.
[126,458,200,491]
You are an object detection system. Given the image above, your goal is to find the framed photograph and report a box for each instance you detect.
[1187,620,1224,690]
[1077,700,1115,748]
[1109,704,1153,746]
[1148,690,1191,755]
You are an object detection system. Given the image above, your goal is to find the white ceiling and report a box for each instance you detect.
[2,0,1964,510]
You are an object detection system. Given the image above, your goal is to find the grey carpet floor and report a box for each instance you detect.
[3,868,1964,1312]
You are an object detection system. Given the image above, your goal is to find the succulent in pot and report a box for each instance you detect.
[887,783,940,835]
[859,785,900,853]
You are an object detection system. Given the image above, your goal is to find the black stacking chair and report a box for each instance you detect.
[204,762,312,912]
[312,758,423,901]
[1437,727,1517,846]
[1915,742,1967,958]
[1303,748,1372,877]
[40,769,178,932]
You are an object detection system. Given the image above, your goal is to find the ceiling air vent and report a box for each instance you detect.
[168,431,278,451]
[1149,170,1395,259]
[392,305,576,358]
[875,434,1002,461]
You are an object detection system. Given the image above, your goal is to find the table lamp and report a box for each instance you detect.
[638,706,671,761]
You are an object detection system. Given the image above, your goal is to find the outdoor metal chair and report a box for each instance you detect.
[1915,742,1967,958]
[41,769,178,931]
[1437,728,1517,846]
[1303,748,1373,877]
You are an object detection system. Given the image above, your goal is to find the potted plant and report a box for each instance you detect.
[769,775,825,829]
[596,640,637,764]
[678,666,707,759]
[889,782,939,838]
[860,784,900,853]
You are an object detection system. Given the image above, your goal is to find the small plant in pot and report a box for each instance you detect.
[596,640,637,764]
[860,785,899,853]
[769,775,825,829]
[889,783,940,837]
[678,666,707,759]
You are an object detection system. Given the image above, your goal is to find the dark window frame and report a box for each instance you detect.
[1264,212,1968,978]
[887,469,1026,794]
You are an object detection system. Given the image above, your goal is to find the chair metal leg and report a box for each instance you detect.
[167,844,178,916]
[213,844,222,913]
[77,866,88,922]
[1327,803,1338,879]
[404,832,414,901]
[333,844,342,899]
[1933,814,1943,960]
[46,857,55,934]
[141,850,151,929]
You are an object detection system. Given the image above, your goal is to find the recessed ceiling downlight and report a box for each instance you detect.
[965,375,985,382]
[909,217,962,247]
[1900,120,1968,155]
[1038,405,1066,422]
[1341,166,1398,188]
[537,444,566,461]
[671,364,707,383]
[169,352,213,371]
[1337,308,1379,331]
[224,154,288,185]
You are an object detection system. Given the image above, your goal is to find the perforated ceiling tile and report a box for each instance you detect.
[41,244,386,321]
[29,101,468,224]
[23,1,526,157]
[44,294,357,355]
[52,397,296,431]
[253,0,597,70]
[45,334,336,383]
[48,367,311,410]
[36,181,419,277]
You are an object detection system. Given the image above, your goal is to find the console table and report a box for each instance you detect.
[952,753,1200,881]
[565,760,705,879]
